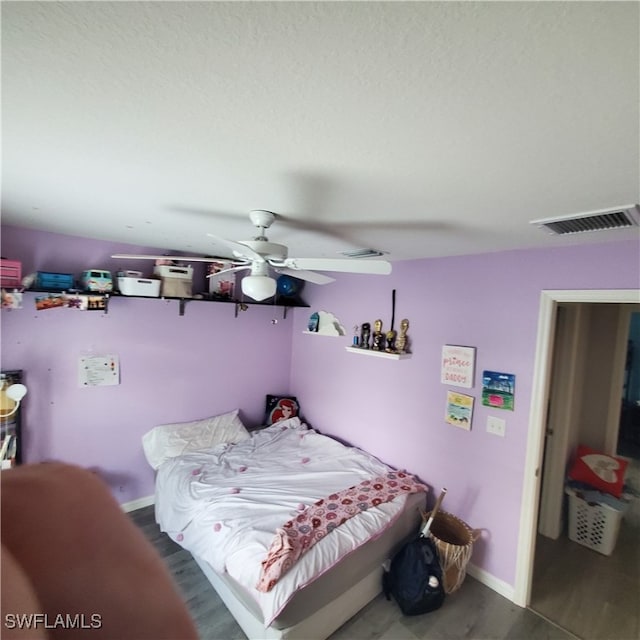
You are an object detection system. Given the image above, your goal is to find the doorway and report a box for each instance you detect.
[527,301,639,638]
[537,302,636,540]
[514,289,640,611]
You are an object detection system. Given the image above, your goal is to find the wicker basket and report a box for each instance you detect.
[426,510,476,594]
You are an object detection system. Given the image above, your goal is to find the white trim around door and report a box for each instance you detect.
[513,289,640,608]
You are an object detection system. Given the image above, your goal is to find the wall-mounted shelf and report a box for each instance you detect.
[303,331,343,337]
[345,346,412,360]
[112,293,308,317]
[304,310,346,336]
[8,290,309,318]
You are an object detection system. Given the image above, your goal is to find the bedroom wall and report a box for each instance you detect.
[0,225,295,503]
[3,224,639,592]
[288,238,640,592]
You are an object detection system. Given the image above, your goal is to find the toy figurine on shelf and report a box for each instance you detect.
[352,325,360,347]
[396,318,410,354]
[372,319,384,351]
[308,312,320,332]
[360,322,371,349]
[385,328,397,353]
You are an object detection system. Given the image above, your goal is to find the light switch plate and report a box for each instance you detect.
[487,416,506,437]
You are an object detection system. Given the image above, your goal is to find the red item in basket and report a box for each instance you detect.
[568,444,628,498]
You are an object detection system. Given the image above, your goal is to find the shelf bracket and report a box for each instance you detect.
[235,302,249,318]
[179,299,186,316]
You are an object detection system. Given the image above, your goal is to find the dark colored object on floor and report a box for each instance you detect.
[383,535,445,615]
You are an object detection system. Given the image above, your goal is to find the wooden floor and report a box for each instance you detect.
[530,458,640,640]
[129,505,576,640]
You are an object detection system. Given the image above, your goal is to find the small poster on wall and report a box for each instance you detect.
[79,354,120,387]
[482,370,516,410]
[441,345,476,388]
[445,391,474,430]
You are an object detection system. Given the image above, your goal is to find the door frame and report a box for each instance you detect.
[513,289,640,607]
[537,303,585,539]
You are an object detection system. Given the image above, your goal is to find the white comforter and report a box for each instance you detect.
[155,418,416,626]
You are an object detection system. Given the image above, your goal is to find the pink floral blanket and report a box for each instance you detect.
[256,471,427,592]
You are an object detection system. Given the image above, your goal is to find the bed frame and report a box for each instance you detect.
[192,491,426,640]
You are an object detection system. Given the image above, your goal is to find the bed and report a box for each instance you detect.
[148,414,427,640]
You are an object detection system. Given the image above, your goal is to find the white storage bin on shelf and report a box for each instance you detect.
[117,277,161,297]
[565,487,625,556]
[153,265,193,298]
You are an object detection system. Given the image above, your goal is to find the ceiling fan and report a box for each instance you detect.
[112,210,392,301]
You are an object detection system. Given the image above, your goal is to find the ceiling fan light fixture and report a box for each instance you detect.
[242,275,277,301]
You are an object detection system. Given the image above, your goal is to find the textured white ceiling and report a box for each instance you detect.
[2,1,639,261]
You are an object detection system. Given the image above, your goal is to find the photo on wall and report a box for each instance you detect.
[481,371,516,410]
[445,391,475,430]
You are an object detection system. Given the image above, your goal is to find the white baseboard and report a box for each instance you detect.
[466,562,516,603]
[121,494,155,512]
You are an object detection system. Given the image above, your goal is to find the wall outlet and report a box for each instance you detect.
[487,416,506,437]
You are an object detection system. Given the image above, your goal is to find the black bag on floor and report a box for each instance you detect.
[382,534,446,616]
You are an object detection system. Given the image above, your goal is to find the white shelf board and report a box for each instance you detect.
[345,346,412,360]
[302,331,344,337]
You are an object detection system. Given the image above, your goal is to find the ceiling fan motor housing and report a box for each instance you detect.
[249,210,275,230]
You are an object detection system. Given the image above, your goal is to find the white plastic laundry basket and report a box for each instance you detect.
[566,487,624,556]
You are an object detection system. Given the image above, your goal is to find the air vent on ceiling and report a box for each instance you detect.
[339,248,388,258]
[531,204,640,235]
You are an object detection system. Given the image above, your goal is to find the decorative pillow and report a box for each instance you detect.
[264,395,300,425]
[263,416,306,432]
[142,409,250,470]
[568,444,628,498]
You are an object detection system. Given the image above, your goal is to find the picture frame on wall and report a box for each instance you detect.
[441,345,476,388]
[482,370,516,410]
[445,391,475,430]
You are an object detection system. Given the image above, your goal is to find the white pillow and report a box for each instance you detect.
[142,409,250,470]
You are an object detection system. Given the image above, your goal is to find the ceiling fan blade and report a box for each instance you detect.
[206,265,251,278]
[111,253,248,264]
[206,234,265,262]
[272,267,335,285]
[281,258,392,275]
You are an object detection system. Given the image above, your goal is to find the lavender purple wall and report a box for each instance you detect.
[289,238,640,589]
[1,225,294,503]
[3,223,639,590]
